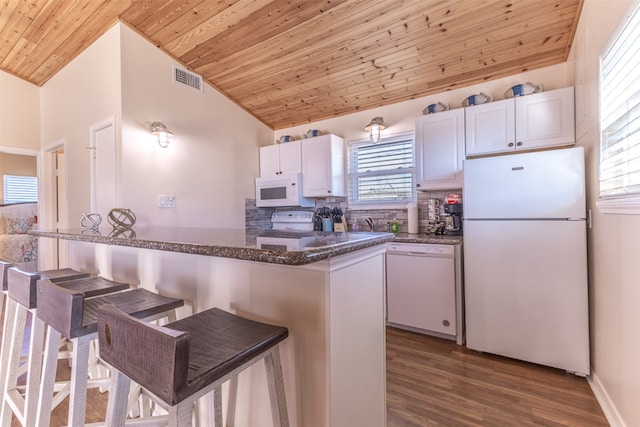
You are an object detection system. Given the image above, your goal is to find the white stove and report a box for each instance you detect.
[269,210,314,232]
[255,211,316,251]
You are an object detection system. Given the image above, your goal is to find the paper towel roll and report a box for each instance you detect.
[407,203,419,234]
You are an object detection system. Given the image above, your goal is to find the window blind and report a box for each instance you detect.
[600,1,640,198]
[3,175,38,204]
[348,134,415,205]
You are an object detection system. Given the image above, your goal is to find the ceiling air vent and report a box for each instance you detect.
[172,65,203,93]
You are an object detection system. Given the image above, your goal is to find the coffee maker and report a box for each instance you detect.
[443,203,463,235]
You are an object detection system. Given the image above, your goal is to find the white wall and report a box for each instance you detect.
[569,1,640,426]
[119,24,272,228]
[40,23,123,228]
[0,71,40,150]
[275,63,572,143]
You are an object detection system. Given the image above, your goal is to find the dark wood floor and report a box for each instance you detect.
[386,326,609,426]
[3,311,609,426]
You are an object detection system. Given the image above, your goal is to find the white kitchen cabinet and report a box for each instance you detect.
[415,108,465,190]
[465,86,575,157]
[301,134,345,197]
[259,140,302,176]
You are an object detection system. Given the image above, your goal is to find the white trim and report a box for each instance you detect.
[588,372,626,427]
[596,195,640,214]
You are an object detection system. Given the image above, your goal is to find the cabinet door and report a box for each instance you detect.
[515,86,575,150]
[259,144,282,176]
[415,109,465,190]
[278,140,302,175]
[301,134,345,197]
[259,141,302,176]
[465,98,516,156]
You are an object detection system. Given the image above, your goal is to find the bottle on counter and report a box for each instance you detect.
[390,218,399,234]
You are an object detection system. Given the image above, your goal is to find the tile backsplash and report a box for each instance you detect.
[246,189,461,234]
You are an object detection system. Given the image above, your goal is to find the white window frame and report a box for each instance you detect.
[597,0,640,214]
[347,132,416,210]
[3,175,38,204]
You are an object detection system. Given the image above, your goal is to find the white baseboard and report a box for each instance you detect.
[588,372,625,427]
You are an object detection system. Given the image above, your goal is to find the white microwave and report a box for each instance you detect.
[255,173,315,207]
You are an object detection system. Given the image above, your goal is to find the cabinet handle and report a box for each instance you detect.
[508,142,514,147]
[416,184,421,188]
[516,141,523,147]
[327,190,332,194]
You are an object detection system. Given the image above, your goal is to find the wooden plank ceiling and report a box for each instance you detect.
[0,0,583,130]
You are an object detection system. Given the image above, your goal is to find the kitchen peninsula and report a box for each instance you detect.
[30,227,394,427]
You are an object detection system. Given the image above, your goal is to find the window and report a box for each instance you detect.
[3,175,38,204]
[598,1,640,213]
[348,133,415,208]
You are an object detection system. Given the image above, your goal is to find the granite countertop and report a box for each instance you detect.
[29,227,395,266]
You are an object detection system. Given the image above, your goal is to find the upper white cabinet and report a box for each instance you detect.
[259,140,302,176]
[415,108,465,190]
[465,86,575,157]
[301,134,345,197]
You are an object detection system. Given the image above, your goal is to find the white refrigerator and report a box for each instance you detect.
[463,147,589,375]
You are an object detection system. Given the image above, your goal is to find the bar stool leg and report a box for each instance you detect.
[105,370,131,427]
[0,299,23,427]
[67,334,92,427]
[0,297,17,408]
[225,376,238,427]
[265,347,289,427]
[23,314,46,426]
[35,326,62,427]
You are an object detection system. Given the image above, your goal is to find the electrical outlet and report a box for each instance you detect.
[158,194,176,208]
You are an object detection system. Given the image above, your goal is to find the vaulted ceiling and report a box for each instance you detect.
[0,0,583,129]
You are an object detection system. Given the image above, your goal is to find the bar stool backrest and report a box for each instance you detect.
[0,261,12,291]
[98,303,190,406]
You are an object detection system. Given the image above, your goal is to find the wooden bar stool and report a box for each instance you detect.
[97,305,289,427]
[36,280,184,427]
[0,269,124,427]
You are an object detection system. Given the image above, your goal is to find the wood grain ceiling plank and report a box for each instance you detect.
[5,0,94,77]
[182,0,347,68]
[0,0,44,68]
[196,0,428,85]
[217,7,575,108]
[120,0,216,35]
[162,0,275,57]
[247,42,566,122]
[201,0,539,91]
[11,0,123,83]
[26,0,132,85]
[233,13,574,106]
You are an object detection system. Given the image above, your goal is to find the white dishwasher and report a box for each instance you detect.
[386,242,464,344]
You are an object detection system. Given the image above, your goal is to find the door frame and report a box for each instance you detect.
[41,140,66,269]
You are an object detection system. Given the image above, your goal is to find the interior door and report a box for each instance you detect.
[90,117,117,218]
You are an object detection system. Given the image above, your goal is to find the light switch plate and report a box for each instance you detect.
[158,194,176,208]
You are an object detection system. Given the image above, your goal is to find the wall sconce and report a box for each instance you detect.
[365,117,386,144]
[150,121,174,148]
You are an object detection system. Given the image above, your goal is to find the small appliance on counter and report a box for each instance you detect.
[443,192,463,235]
[443,203,462,235]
